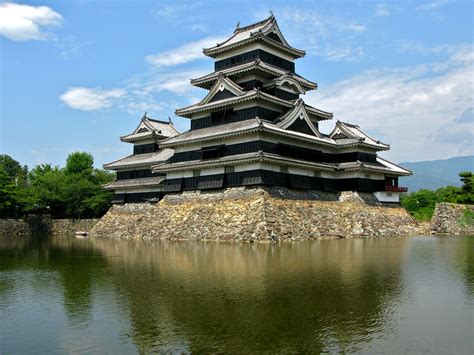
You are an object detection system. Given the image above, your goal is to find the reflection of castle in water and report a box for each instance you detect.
[2,237,472,352]
[90,238,409,353]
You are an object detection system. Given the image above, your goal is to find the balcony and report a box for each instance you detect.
[385,185,408,193]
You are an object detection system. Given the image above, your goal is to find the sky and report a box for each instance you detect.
[0,0,473,169]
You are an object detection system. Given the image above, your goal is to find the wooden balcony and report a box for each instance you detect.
[385,185,408,193]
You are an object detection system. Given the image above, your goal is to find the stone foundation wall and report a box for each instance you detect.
[50,219,100,236]
[431,203,474,235]
[0,219,32,237]
[91,187,426,241]
[0,217,99,238]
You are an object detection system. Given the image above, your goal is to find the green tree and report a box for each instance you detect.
[458,171,474,204]
[24,164,67,217]
[0,155,29,217]
[0,165,18,217]
[65,152,94,176]
[62,152,114,218]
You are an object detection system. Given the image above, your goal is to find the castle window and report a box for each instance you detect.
[201,145,224,160]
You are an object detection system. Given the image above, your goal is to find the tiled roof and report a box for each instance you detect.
[190,60,317,90]
[152,151,336,173]
[158,117,386,152]
[152,150,409,176]
[121,115,179,143]
[203,16,305,58]
[103,176,166,190]
[376,157,411,175]
[329,121,390,150]
[103,149,174,170]
[275,99,322,137]
[175,89,332,120]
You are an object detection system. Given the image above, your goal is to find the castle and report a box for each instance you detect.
[104,15,410,204]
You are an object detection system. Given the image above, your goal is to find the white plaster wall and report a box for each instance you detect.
[235,163,261,172]
[201,167,225,176]
[374,191,400,203]
[167,171,193,179]
[118,187,162,194]
[337,171,385,180]
[288,167,313,176]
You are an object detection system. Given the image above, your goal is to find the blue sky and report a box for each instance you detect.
[1,0,473,169]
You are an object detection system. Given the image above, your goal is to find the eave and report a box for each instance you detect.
[159,118,385,154]
[203,32,306,59]
[175,90,332,120]
[190,60,317,90]
[152,151,335,174]
[103,176,166,190]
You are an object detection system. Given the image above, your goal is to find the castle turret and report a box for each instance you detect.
[103,113,179,203]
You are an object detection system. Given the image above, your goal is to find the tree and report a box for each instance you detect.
[0,154,23,180]
[65,152,94,176]
[0,155,29,217]
[458,171,474,204]
[24,164,66,217]
[0,165,18,217]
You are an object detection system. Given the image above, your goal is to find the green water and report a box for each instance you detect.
[0,236,473,353]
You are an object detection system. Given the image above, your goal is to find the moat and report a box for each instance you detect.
[1,235,472,353]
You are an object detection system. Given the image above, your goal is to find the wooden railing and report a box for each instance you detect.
[385,185,408,192]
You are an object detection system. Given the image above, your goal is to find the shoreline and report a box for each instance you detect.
[1,189,472,241]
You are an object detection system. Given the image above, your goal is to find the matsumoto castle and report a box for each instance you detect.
[104,15,410,204]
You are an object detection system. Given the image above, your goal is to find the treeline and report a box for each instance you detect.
[400,171,474,221]
[0,152,115,219]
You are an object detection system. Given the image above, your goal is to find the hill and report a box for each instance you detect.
[399,155,474,192]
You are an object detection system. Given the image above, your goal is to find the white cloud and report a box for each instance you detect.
[154,3,198,18]
[59,33,219,115]
[417,0,450,11]
[347,24,367,32]
[324,47,364,62]
[253,7,368,62]
[309,45,474,162]
[0,2,62,41]
[375,4,390,16]
[129,69,208,94]
[434,107,474,154]
[60,87,126,111]
[145,36,224,68]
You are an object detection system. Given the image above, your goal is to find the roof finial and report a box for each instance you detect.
[143,111,148,119]
[236,20,240,29]
[269,10,274,18]
[168,116,172,124]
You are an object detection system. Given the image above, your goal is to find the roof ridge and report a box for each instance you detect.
[146,117,172,125]
[338,120,359,128]
[235,15,273,33]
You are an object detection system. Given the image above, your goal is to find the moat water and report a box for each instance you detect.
[0,235,472,353]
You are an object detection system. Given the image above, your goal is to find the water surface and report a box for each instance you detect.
[0,235,473,353]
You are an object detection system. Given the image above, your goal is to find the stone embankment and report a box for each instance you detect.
[91,187,427,242]
[0,216,99,237]
[431,202,474,235]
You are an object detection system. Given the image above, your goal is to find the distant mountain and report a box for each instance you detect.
[399,155,474,192]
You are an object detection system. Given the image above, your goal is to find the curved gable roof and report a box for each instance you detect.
[276,99,322,137]
[203,15,305,58]
[120,114,179,143]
